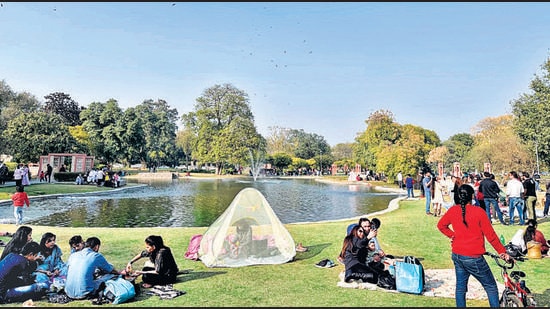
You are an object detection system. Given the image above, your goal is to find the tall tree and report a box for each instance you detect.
[511,56,550,169]
[4,111,80,162]
[182,83,265,174]
[135,99,179,168]
[43,92,84,126]
[470,115,534,175]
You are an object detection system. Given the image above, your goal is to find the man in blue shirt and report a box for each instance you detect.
[0,241,48,304]
[65,237,119,300]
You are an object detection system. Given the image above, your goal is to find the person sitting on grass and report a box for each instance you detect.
[0,241,48,304]
[125,235,179,288]
[0,226,33,262]
[523,219,549,255]
[33,232,67,287]
[65,237,119,300]
[68,235,85,254]
[338,225,378,284]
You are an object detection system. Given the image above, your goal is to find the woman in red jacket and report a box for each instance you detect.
[437,184,511,307]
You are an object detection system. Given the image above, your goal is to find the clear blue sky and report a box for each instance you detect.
[1,2,550,146]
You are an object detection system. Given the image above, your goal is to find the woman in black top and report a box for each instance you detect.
[126,235,179,288]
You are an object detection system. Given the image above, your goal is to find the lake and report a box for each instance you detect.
[0,177,401,228]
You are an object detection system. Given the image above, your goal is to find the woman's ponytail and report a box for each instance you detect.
[457,184,474,227]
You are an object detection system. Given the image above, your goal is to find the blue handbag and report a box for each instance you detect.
[395,256,424,294]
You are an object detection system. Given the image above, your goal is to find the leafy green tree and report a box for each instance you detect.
[43,92,84,126]
[135,99,179,168]
[470,115,534,175]
[176,127,197,169]
[442,133,475,173]
[182,83,265,174]
[4,111,80,162]
[119,106,146,166]
[511,56,550,169]
[0,81,42,154]
[270,152,292,175]
[288,129,331,160]
[80,99,124,164]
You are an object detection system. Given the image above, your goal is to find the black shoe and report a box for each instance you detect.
[500,221,508,226]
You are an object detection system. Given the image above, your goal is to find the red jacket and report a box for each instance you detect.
[437,203,505,257]
[11,192,30,207]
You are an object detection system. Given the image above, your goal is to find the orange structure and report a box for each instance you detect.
[38,153,94,174]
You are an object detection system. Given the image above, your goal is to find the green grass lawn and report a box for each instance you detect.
[1,185,549,307]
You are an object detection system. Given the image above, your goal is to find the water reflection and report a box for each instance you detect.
[0,178,401,228]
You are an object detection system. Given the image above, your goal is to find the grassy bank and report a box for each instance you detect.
[0,181,549,307]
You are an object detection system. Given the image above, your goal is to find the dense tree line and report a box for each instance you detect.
[0,55,549,177]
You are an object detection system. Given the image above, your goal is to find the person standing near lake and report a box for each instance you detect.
[45,164,53,183]
[423,171,433,215]
[437,184,511,307]
[396,171,403,190]
[13,164,23,187]
[405,174,415,198]
[11,185,30,226]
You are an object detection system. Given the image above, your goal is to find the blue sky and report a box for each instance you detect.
[1,2,550,146]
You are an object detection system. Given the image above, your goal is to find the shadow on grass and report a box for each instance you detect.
[292,242,332,261]
[176,270,227,283]
[533,288,550,307]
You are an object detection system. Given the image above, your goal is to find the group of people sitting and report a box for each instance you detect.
[338,217,396,289]
[0,226,179,305]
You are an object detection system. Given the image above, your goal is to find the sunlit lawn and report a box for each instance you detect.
[0,181,549,307]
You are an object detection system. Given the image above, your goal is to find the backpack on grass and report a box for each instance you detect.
[100,275,136,305]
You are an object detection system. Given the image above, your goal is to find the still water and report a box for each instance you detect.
[0,178,401,228]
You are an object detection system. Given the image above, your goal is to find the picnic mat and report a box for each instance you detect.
[337,269,505,299]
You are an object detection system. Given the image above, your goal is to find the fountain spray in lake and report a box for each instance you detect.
[249,148,264,181]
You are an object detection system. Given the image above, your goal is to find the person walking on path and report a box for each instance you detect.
[11,186,30,226]
[437,184,511,307]
[45,164,53,183]
[423,171,433,215]
[479,171,507,225]
[396,171,403,190]
[506,171,525,226]
[405,174,415,198]
[13,164,24,187]
[521,172,537,221]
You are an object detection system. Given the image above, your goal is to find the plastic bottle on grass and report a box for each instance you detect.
[500,234,506,245]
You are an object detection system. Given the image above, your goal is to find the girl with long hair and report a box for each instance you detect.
[34,232,67,286]
[523,219,549,255]
[126,235,179,288]
[0,226,33,262]
[437,184,511,307]
[339,225,378,284]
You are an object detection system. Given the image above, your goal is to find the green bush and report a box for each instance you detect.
[54,172,80,182]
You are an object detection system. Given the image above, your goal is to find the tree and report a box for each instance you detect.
[182,83,265,174]
[4,111,80,162]
[266,126,294,155]
[135,99,179,168]
[511,56,550,169]
[80,99,124,164]
[470,115,534,175]
[442,133,475,173]
[271,152,293,175]
[43,92,84,126]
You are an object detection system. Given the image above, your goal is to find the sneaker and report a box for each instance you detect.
[315,259,329,268]
[426,212,433,216]
[315,259,335,268]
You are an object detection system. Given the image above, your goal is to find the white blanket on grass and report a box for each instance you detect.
[337,269,505,300]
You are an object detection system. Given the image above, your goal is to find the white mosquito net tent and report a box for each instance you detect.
[198,187,296,267]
